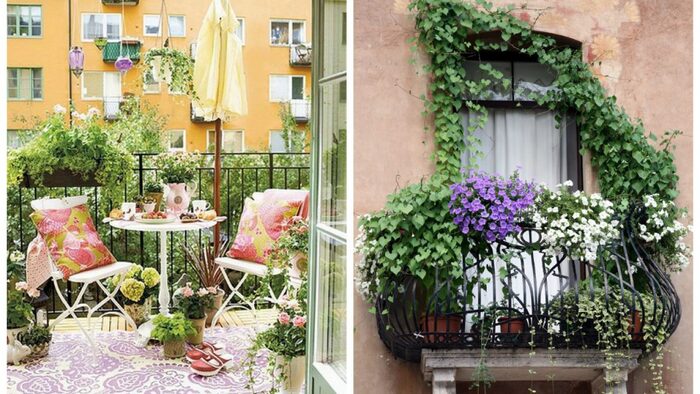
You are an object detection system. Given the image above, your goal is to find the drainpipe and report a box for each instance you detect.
[68,0,73,124]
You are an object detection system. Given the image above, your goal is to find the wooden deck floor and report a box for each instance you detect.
[51,308,278,333]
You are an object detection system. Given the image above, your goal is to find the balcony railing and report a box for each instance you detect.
[102,0,139,5]
[8,152,310,317]
[375,216,681,362]
[290,99,311,122]
[290,44,312,66]
[103,96,123,120]
[102,39,141,63]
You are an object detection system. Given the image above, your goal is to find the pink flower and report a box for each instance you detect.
[197,288,209,297]
[27,288,40,298]
[182,286,194,297]
[207,287,218,294]
[292,315,306,328]
[278,312,291,325]
[15,281,28,291]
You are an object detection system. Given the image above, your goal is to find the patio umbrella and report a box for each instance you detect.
[193,0,247,250]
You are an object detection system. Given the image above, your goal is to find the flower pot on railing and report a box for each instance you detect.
[420,314,462,344]
[22,169,100,188]
[165,183,193,214]
[498,316,527,334]
[187,318,206,345]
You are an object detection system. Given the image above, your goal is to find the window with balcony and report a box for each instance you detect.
[8,68,42,100]
[167,130,186,152]
[82,13,121,41]
[7,5,41,37]
[269,75,305,102]
[144,15,186,37]
[206,129,244,153]
[81,71,121,101]
[270,20,305,46]
[269,131,289,153]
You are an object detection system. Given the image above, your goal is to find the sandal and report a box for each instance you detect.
[190,352,234,377]
[198,341,225,354]
[185,343,227,363]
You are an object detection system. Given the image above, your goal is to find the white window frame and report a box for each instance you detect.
[143,14,161,37]
[81,13,122,42]
[269,75,306,102]
[7,5,42,38]
[269,19,306,46]
[168,15,186,37]
[7,67,43,101]
[143,15,186,38]
[167,129,186,152]
[236,17,246,45]
[206,129,245,153]
[81,71,122,101]
[269,130,290,153]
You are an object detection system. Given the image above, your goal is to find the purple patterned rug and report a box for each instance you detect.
[7,327,272,394]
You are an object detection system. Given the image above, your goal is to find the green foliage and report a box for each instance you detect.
[108,96,168,153]
[151,312,196,342]
[18,325,52,346]
[278,102,310,153]
[154,151,201,184]
[407,0,680,202]
[7,289,33,329]
[143,48,196,99]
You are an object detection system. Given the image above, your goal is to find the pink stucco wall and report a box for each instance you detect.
[354,0,693,393]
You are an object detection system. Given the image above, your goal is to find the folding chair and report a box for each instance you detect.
[31,196,137,350]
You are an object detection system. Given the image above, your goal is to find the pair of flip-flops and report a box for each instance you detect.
[187,342,235,377]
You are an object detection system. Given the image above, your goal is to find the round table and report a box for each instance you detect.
[109,218,218,316]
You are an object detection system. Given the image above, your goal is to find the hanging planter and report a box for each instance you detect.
[94,37,108,50]
[68,47,84,77]
[144,48,195,97]
[115,55,134,74]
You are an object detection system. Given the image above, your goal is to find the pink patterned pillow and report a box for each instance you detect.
[228,190,308,263]
[30,204,116,279]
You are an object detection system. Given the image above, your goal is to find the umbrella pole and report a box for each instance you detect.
[214,118,222,253]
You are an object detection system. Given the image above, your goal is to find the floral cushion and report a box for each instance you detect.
[30,204,116,279]
[228,189,309,263]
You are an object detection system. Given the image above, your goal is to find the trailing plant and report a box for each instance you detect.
[143,47,196,98]
[154,151,200,184]
[407,0,680,204]
[151,312,196,342]
[7,107,134,204]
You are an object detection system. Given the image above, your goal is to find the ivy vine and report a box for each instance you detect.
[408,0,680,202]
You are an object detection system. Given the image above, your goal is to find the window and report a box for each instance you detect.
[8,68,42,100]
[269,131,289,153]
[167,130,186,152]
[142,70,160,94]
[144,15,186,37]
[206,130,244,153]
[270,20,305,46]
[235,18,245,44]
[7,5,41,37]
[82,13,121,41]
[81,71,121,101]
[269,75,305,102]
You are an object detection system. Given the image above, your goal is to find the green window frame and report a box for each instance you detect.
[8,68,43,100]
[7,5,42,38]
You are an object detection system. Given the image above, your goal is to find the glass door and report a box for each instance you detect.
[307,0,348,392]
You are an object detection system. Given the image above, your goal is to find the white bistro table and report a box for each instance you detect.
[108,218,219,315]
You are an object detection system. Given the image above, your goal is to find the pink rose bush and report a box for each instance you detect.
[174,282,215,320]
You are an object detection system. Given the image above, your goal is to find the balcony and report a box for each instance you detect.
[290,44,312,66]
[191,104,214,123]
[102,39,142,63]
[102,0,139,5]
[290,99,311,122]
[103,96,123,120]
[375,220,681,364]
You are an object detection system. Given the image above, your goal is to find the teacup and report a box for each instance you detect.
[121,202,137,220]
[192,200,211,214]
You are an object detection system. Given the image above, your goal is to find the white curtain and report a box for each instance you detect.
[461,108,573,329]
[461,108,568,188]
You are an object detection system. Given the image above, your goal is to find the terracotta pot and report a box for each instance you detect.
[124,299,152,327]
[163,340,186,358]
[165,183,192,214]
[187,318,206,345]
[498,316,527,333]
[420,315,462,343]
[145,192,164,212]
[275,355,306,394]
[22,169,100,188]
[629,311,643,341]
[205,290,225,326]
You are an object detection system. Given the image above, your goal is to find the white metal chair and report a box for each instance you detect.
[211,192,305,327]
[31,196,137,350]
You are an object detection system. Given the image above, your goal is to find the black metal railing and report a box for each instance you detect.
[375,213,681,362]
[8,152,310,317]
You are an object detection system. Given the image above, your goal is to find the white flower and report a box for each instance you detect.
[87,107,101,118]
[9,251,25,263]
[53,104,67,114]
[15,281,28,291]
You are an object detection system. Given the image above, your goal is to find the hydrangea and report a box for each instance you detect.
[531,182,618,262]
[120,278,145,302]
[141,267,160,288]
[449,171,540,242]
[636,195,692,272]
[126,264,143,279]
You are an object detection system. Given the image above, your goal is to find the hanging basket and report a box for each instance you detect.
[94,37,108,50]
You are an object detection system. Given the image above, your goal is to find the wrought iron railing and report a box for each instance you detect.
[375,215,681,362]
[8,152,310,317]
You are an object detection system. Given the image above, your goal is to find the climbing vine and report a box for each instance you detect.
[408,0,680,203]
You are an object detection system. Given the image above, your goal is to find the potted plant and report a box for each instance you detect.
[144,180,165,211]
[151,313,196,359]
[107,264,160,326]
[154,152,199,213]
[142,196,157,213]
[245,278,308,394]
[186,237,230,326]
[143,47,196,98]
[94,36,108,50]
[174,283,214,345]
[7,106,133,203]
[7,282,37,365]
[266,216,310,275]
[17,325,52,361]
